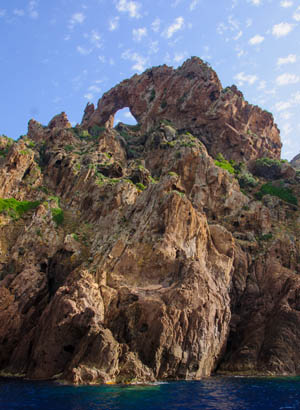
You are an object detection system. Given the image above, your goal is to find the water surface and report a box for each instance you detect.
[1,376,299,409]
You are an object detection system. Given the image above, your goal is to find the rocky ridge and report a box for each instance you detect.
[0,57,299,384]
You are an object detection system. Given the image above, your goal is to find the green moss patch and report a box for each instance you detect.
[0,198,40,219]
[256,183,297,205]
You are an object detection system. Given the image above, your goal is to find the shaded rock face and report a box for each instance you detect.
[82,57,281,163]
[1,57,300,384]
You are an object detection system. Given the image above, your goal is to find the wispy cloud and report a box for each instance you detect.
[0,9,6,17]
[132,27,147,42]
[275,101,292,111]
[69,12,86,29]
[277,54,297,66]
[13,9,25,16]
[248,0,261,5]
[28,0,39,19]
[77,46,92,55]
[293,6,300,21]
[151,18,161,32]
[190,0,200,10]
[249,34,264,45]
[116,0,141,18]
[280,0,293,7]
[163,17,184,39]
[87,30,102,48]
[276,73,300,85]
[234,72,258,86]
[174,52,188,63]
[109,16,119,31]
[121,49,148,72]
[272,22,294,37]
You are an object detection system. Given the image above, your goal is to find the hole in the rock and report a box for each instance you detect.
[63,345,75,354]
[114,107,137,127]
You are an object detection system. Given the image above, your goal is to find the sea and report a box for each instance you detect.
[0,376,299,410]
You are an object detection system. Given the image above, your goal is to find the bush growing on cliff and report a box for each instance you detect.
[256,182,297,205]
[0,198,40,219]
[51,208,64,225]
[214,154,235,174]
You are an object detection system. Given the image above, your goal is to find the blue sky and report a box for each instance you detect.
[1,0,300,159]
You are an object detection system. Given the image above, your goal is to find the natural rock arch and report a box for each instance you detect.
[81,56,281,162]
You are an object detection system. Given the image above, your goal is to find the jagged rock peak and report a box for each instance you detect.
[81,56,282,163]
[48,112,71,129]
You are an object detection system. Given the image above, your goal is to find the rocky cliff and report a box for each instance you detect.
[0,57,299,384]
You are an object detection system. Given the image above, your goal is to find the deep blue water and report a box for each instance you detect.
[1,376,300,410]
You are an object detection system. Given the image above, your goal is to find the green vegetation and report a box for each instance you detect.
[255,157,286,168]
[161,100,167,109]
[214,153,235,175]
[95,172,120,186]
[135,182,146,191]
[168,171,178,177]
[259,233,273,241]
[71,233,79,241]
[48,196,60,206]
[64,145,74,152]
[256,182,297,205]
[238,172,258,188]
[172,190,185,198]
[149,89,156,102]
[0,198,40,219]
[90,125,106,137]
[51,208,64,225]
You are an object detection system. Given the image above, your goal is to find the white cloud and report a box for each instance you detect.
[84,93,93,100]
[69,12,86,29]
[234,30,243,40]
[163,17,184,39]
[116,0,141,18]
[88,85,101,93]
[275,101,292,111]
[13,9,25,16]
[280,0,293,7]
[190,0,200,10]
[248,0,261,5]
[272,22,294,37]
[151,18,161,32]
[277,54,297,66]
[293,6,300,21]
[280,111,293,120]
[276,73,300,86]
[249,34,264,45]
[121,49,148,72]
[28,0,39,19]
[89,30,102,48]
[282,123,292,135]
[109,16,119,31]
[124,111,135,120]
[234,72,258,86]
[246,18,253,27]
[174,52,187,63]
[77,45,92,55]
[132,27,147,42]
[149,41,159,54]
[258,80,266,89]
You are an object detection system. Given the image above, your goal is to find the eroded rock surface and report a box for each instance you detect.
[82,57,281,163]
[0,57,300,384]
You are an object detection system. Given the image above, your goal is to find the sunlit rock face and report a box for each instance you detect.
[1,57,300,384]
[82,57,281,163]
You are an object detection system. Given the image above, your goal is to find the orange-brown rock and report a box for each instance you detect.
[82,57,281,163]
[1,57,300,385]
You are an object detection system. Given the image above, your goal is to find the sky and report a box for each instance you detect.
[0,0,300,159]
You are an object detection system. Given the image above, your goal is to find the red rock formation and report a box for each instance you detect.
[82,57,281,163]
[1,58,300,384]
